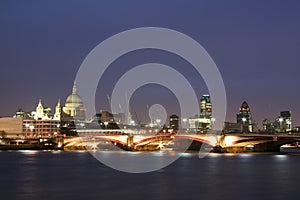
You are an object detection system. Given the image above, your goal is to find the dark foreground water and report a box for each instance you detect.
[0,151,300,200]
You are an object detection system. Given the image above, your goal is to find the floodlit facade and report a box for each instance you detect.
[11,99,62,137]
[23,119,60,137]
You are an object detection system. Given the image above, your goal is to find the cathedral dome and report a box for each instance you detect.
[66,93,83,104]
[63,81,86,120]
[65,81,83,105]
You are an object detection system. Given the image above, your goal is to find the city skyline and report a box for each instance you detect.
[5,90,296,131]
[1,1,300,126]
[2,2,300,200]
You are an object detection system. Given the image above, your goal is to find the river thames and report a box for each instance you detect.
[0,151,299,200]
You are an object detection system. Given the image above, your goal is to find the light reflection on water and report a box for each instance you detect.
[0,151,299,200]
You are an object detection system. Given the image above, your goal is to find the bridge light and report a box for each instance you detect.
[104,122,109,129]
[224,136,235,146]
[158,143,164,149]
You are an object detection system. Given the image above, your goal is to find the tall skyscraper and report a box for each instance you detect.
[236,101,254,133]
[188,94,213,133]
[200,94,212,119]
[236,101,252,124]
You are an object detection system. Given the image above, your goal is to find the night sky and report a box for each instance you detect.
[1,0,300,128]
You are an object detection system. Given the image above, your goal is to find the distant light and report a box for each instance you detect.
[29,125,34,131]
[158,143,164,149]
[279,118,284,122]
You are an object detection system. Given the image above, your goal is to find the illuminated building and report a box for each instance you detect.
[200,94,212,119]
[236,101,256,133]
[53,99,62,120]
[23,119,60,137]
[33,99,51,120]
[13,109,30,119]
[237,101,253,125]
[262,118,275,133]
[63,81,86,120]
[189,116,211,132]
[0,118,23,138]
[10,99,62,137]
[25,100,61,137]
[274,111,292,133]
[188,94,213,132]
[169,114,179,130]
[223,101,257,133]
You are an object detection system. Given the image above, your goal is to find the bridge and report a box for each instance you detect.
[218,134,300,152]
[63,129,300,152]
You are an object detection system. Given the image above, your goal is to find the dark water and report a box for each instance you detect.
[0,151,299,200]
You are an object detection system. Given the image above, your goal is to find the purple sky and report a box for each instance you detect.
[1,0,300,127]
